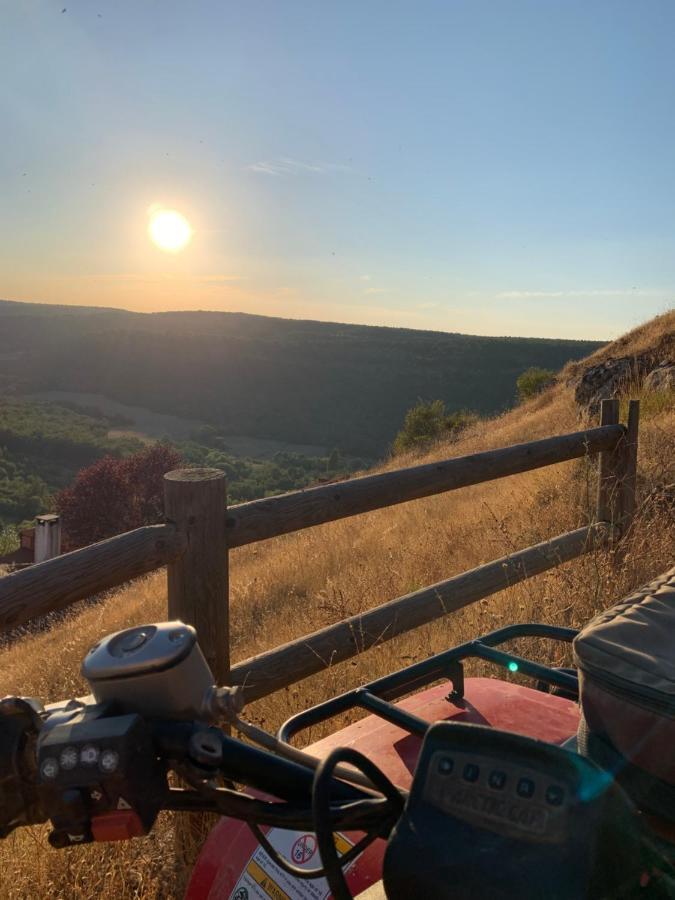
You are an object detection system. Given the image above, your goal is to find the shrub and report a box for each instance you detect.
[0,524,19,557]
[393,400,477,454]
[516,367,556,402]
[56,444,182,549]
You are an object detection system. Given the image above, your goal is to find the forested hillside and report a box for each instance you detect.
[0,300,603,455]
[0,402,142,524]
[0,400,360,528]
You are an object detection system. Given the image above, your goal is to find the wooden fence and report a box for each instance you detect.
[0,399,639,703]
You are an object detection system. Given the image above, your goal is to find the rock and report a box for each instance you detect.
[573,354,673,415]
[573,356,646,416]
[643,363,675,393]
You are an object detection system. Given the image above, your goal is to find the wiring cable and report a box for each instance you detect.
[172,761,395,831]
[313,747,405,900]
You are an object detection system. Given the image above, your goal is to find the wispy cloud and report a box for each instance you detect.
[416,301,441,310]
[360,274,371,282]
[497,288,660,299]
[363,286,386,295]
[246,157,351,176]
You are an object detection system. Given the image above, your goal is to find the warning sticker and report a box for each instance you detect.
[229,828,353,900]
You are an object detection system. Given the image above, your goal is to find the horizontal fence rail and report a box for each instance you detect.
[226,424,624,547]
[0,418,630,652]
[0,524,184,631]
[230,522,611,702]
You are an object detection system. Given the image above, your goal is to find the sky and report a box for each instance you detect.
[2,1,675,340]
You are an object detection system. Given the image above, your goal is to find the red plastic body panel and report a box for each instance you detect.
[186,678,579,899]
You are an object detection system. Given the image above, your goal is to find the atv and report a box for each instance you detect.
[1,568,674,898]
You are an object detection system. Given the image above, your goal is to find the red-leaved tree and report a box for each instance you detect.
[56,444,182,550]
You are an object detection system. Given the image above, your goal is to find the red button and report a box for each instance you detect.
[92,810,145,842]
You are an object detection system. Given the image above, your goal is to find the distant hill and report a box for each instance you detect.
[0,299,604,456]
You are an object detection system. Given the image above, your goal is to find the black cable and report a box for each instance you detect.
[313,748,405,900]
[169,767,395,830]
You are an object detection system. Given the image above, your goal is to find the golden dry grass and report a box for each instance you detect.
[0,314,673,898]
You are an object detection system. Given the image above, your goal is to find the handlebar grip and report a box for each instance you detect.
[0,697,46,837]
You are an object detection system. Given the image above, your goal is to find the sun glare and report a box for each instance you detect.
[148,208,192,253]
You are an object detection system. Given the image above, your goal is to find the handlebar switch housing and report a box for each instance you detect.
[37,706,166,846]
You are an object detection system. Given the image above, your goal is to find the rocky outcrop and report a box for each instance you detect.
[573,356,645,415]
[573,355,673,415]
[644,363,675,393]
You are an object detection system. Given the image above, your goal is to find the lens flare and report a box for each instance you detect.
[148,208,192,252]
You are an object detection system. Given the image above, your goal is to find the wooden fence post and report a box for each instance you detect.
[618,399,640,533]
[596,398,621,527]
[164,468,229,685]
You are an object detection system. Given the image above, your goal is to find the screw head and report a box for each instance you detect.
[119,630,148,652]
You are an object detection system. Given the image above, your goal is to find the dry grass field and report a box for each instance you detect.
[0,312,673,898]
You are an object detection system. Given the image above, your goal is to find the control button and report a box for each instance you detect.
[119,630,147,652]
[99,750,120,774]
[463,763,480,783]
[40,757,59,780]
[546,785,565,806]
[438,757,454,775]
[59,746,78,770]
[80,745,99,766]
[516,777,535,799]
[488,770,507,790]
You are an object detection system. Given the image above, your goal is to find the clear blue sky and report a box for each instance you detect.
[2,0,674,339]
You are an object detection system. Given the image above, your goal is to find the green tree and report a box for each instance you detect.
[516,367,556,402]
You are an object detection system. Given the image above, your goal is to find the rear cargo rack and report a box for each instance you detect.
[277,623,579,744]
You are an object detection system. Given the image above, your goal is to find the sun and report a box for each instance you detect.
[148,208,192,252]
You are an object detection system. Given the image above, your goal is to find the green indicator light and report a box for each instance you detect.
[508,661,519,673]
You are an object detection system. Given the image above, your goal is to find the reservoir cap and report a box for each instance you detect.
[81,622,197,682]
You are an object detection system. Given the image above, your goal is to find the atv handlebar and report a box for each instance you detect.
[0,693,400,847]
[2,619,672,900]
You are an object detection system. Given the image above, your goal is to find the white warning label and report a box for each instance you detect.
[229,828,353,900]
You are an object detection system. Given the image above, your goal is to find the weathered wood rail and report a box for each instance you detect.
[230,522,611,702]
[224,423,624,547]
[0,524,184,631]
[0,400,639,698]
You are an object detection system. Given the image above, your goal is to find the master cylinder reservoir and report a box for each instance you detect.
[81,622,217,720]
